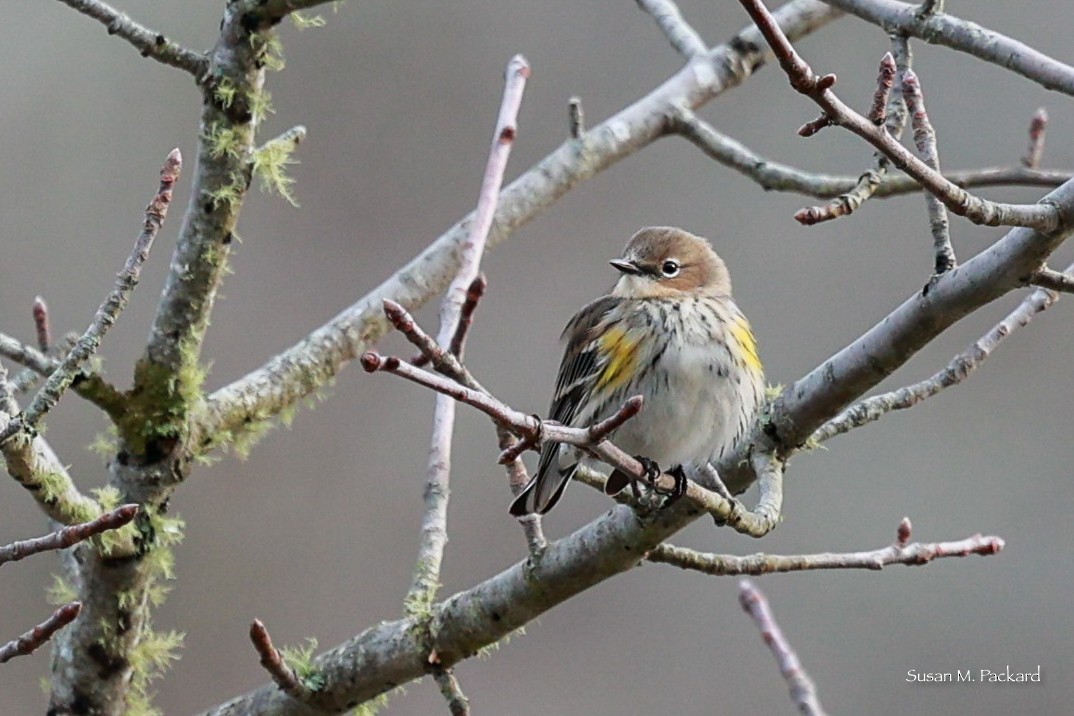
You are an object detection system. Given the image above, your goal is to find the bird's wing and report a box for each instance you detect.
[509,296,622,516]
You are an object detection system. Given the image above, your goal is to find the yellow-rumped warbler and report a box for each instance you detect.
[509,226,765,516]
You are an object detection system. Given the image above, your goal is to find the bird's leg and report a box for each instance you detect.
[658,465,688,508]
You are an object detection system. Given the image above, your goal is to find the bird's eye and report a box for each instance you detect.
[661,259,681,278]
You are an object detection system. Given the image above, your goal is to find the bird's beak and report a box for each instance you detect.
[610,258,643,276]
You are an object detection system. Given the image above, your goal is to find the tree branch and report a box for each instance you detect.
[0,603,82,665]
[649,518,1004,575]
[1029,267,1074,294]
[738,581,826,716]
[0,504,138,567]
[0,149,181,441]
[636,0,708,59]
[821,0,1074,96]
[811,266,1070,444]
[671,108,1069,201]
[0,332,126,416]
[902,69,956,274]
[1023,108,1048,169]
[55,0,207,77]
[433,669,471,716]
[720,176,1074,495]
[405,55,529,615]
[737,0,1060,232]
[0,364,102,527]
[194,0,844,448]
[248,620,313,701]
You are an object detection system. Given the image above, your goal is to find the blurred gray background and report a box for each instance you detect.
[2,1,1072,714]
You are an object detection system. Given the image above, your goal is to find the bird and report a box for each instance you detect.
[509,226,765,516]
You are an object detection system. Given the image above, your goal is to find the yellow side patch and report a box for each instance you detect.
[596,326,641,392]
[728,315,763,373]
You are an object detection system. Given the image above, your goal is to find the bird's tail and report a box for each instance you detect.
[508,444,576,516]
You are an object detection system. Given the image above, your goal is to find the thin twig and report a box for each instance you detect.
[55,0,207,77]
[0,149,181,440]
[433,669,471,716]
[636,0,708,59]
[0,332,126,416]
[1030,267,1074,294]
[33,297,51,354]
[0,504,138,567]
[738,581,827,716]
[384,300,548,551]
[195,1,845,448]
[795,49,906,225]
[1023,107,1048,169]
[903,69,955,274]
[671,108,1068,201]
[736,0,1061,232]
[812,265,1070,443]
[249,620,313,699]
[404,56,530,615]
[362,351,780,537]
[649,517,1004,575]
[448,275,487,361]
[568,97,585,139]
[0,602,82,664]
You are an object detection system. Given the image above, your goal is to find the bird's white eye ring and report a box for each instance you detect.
[661,259,681,277]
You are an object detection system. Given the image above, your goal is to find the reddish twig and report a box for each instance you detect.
[738,581,826,716]
[249,619,311,699]
[362,350,781,536]
[448,275,487,361]
[0,602,82,664]
[404,56,530,615]
[1023,107,1048,169]
[867,50,896,124]
[737,0,1060,233]
[587,396,644,442]
[32,297,51,354]
[0,504,138,567]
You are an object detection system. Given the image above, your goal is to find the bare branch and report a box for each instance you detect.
[823,0,1074,96]
[433,669,471,716]
[0,505,138,567]
[736,0,1060,232]
[405,55,529,615]
[636,0,708,59]
[56,0,207,77]
[1030,267,1074,294]
[248,620,312,700]
[795,49,907,225]
[449,275,487,362]
[722,177,1074,495]
[671,108,1068,201]
[811,272,1066,444]
[0,364,102,526]
[0,332,126,417]
[902,69,956,274]
[1023,108,1049,169]
[362,351,779,537]
[738,581,827,716]
[1,149,181,440]
[195,0,844,446]
[0,603,82,665]
[649,519,1004,575]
